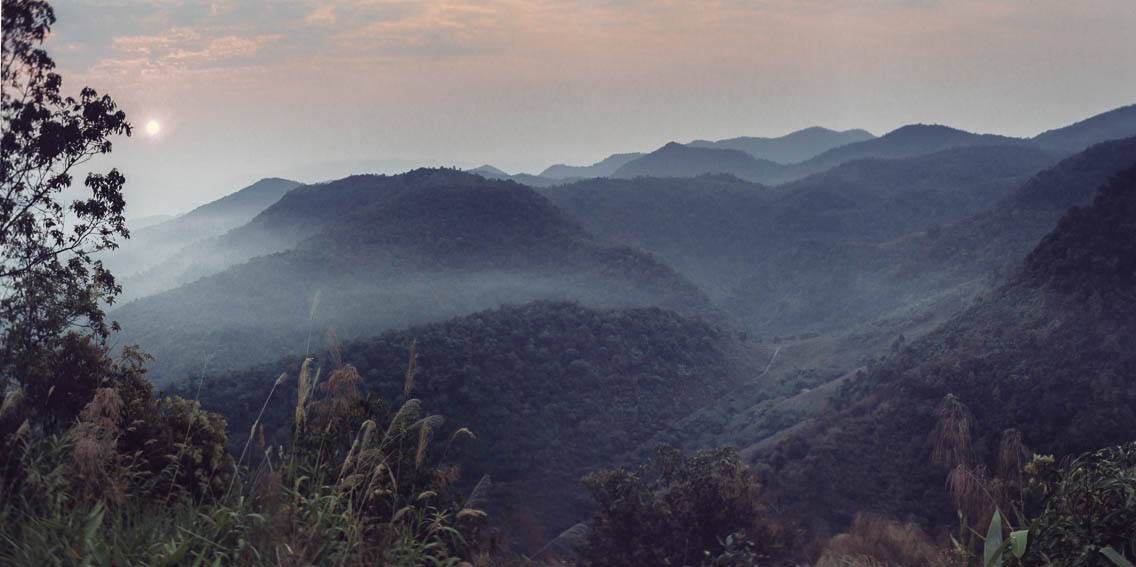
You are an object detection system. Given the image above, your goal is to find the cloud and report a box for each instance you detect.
[306,4,337,25]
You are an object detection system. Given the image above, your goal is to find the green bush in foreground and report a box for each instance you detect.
[1021,441,1136,567]
[579,444,799,567]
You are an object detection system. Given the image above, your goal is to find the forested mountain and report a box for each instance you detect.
[9,0,1134,562]
[753,162,1136,533]
[604,126,1028,185]
[1031,103,1136,155]
[687,127,875,163]
[601,107,1134,186]
[105,177,299,290]
[111,169,712,382]
[540,174,773,300]
[545,144,1056,322]
[612,142,783,183]
[722,137,1136,336]
[466,164,510,178]
[177,301,745,534]
[776,124,1027,183]
[539,152,645,179]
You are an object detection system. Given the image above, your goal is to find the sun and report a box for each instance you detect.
[145,120,161,136]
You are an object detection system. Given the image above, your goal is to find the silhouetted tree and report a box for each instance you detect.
[1,0,131,395]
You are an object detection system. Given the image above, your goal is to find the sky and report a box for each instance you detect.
[41,0,1136,217]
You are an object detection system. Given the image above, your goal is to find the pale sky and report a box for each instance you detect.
[42,0,1136,217]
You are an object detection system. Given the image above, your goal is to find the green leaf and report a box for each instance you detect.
[82,502,106,548]
[984,508,1004,567]
[1101,547,1135,567]
[1009,529,1029,558]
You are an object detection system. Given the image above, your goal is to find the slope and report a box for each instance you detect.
[112,169,713,382]
[723,137,1136,337]
[612,142,784,183]
[1031,103,1136,155]
[545,144,1056,318]
[539,174,774,300]
[753,162,1136,532]
[772,124,1026,184]
[105,177,299,286]
[687,127,875,164]
[539,152,645,179]
[183,300,745,537]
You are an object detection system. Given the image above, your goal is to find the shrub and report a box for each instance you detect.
[1022,442,1136,567]
[579,444,798,567]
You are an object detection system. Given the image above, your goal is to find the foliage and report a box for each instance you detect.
[1021,442,1136,567]
[1,352,483,566]
[759,160,1136,533]
[816,513,949,567]
[183,300,737,535]
[578,444,798,567]
[1,0,132,390]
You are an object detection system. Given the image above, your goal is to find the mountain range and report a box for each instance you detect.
[108,177,300,300]
[753,162,1136,531]
[687,127,876,164]
[113,169,711,381]
[102,102,1136,542]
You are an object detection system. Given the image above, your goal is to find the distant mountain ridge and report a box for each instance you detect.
[546,143,1057,329]
[584,105,1136,185]
[107,177,299,297]
[687,126,876,164]
[723,138,1136,336]
[539,153,645,179]
[112,169,714,382]
[608,124,1029,185]
[613,142,784,183]
[1031,103,1136,155]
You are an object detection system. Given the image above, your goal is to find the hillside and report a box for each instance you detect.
[125,213,175,231]
[539,152,645,179]
[752,162,1136,532]
[466,164,510,178]
[545,144,1055,321]
[182,300,745,534]
[105,177,299,290]
[1031,103,1136,155]
[769,124,1027,184]
[612,142,784,183]
[607,125,1046,187]
[533,107,1133,189]
[687,127,875,164]
[112,169,713,382]
[722,137,1136,337]
[539,174,774,300]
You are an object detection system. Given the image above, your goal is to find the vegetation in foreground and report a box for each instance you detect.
[2,1,1135,565]
[1,346,487,565]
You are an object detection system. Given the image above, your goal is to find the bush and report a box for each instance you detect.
[1022,442,1136,567]
[579,444,798,567]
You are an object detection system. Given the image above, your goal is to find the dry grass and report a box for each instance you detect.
[817,513,949,567]
[998,428,1028,479]
[932,393,974,470]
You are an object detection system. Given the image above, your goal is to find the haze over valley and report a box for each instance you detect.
[4,1,1136,564]
[88,102,1136,549]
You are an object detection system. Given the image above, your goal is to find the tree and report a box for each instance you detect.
[579,445,799,567]
[1,0,131,395]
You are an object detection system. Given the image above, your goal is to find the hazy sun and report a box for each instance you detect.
[145,120,161,136]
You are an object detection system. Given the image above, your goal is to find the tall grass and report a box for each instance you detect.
[0,343,483,566]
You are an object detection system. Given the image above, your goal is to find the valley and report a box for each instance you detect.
[96,105,1136,552]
